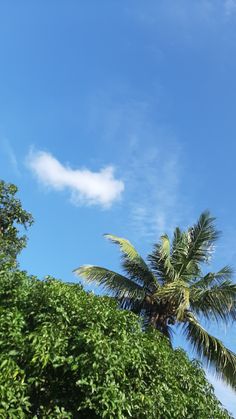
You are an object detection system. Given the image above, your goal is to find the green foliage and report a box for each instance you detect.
[75,212,236,387]
[0,181,33,266]
[0,268,231,418]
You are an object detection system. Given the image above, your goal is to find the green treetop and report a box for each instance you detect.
[0,180,33,266]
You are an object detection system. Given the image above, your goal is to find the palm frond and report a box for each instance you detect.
[148,235,176,283]
[184,313,236,388]
[172,227,182,253]
[175,211,220,280]
[176,287,190,321]
[185,211,220,265]
[74,265,145,302]
[105,234,157,288]
[154,280,186,301]
[193,266,234,289]
[190,279,236,322]
[171,228,188,261]
[155,280,190,321]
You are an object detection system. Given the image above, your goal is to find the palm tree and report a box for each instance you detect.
[74,212,236,388]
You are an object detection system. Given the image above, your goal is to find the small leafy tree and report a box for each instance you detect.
[0,268,231,418]
[0,181,33,266]
[75,212,236,388]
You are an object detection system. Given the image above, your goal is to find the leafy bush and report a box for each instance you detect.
[0,268,231,418]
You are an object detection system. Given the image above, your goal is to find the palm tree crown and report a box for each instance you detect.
[74,212,236,388]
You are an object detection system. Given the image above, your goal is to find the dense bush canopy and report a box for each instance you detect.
[0,268,230,418]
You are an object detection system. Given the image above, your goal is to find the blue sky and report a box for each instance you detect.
[1,1,236,414]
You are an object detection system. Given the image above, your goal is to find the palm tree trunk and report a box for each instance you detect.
[150,311,167,331]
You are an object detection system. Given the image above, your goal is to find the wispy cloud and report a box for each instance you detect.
[127,1,216,26]
[87,91,188,240]
[128,148,185,240]
[27,150,124,208]
[128,0,236,31]
[224,0,236,16]
[0,138,20,175]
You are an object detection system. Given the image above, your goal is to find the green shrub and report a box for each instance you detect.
[0,268,231,418]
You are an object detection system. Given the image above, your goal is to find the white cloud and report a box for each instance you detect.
[27,150,124,208]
